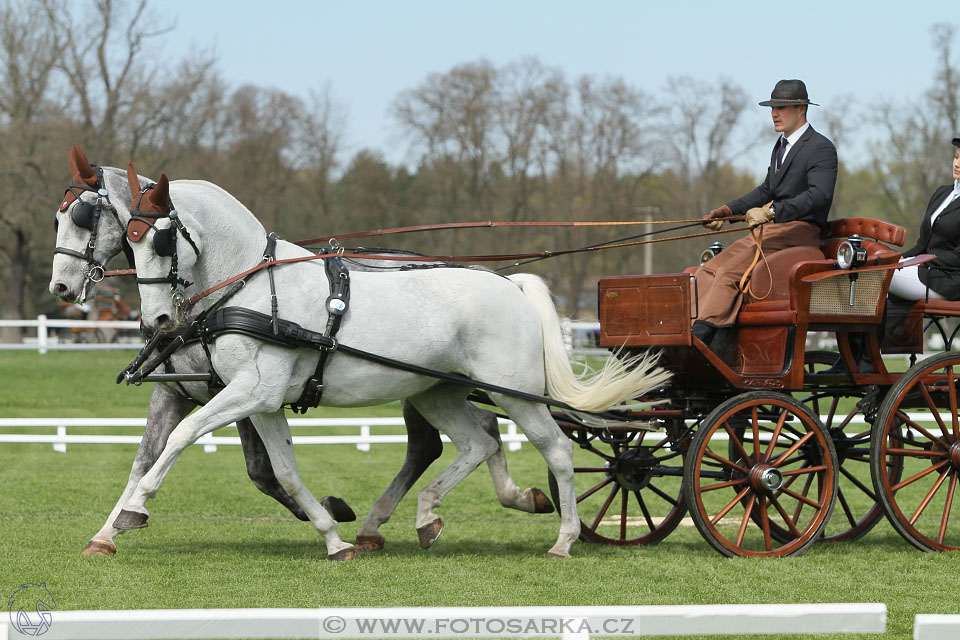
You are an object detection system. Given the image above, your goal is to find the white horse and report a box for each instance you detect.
[117,166,669,559]
[49,147,556,557]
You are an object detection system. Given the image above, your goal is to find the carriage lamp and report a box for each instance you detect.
[699,242,726,266]
[836,234,867,270]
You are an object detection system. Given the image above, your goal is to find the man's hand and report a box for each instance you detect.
[745,201,775,227]
[703,204,732,231]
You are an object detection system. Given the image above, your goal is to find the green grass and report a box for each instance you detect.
[1,351,959,639]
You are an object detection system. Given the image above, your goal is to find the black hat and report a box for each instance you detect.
[952,136,960,148]
[759,79,819,107]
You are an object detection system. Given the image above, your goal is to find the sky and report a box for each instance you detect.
[157,0,955,174]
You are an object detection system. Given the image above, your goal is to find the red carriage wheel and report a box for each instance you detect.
[684,391,838,557]
[871,352,960,551]
[550,420,687,545]
[796,351,897,542]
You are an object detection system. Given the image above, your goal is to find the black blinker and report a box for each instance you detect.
[153,228,176,257]
[71,201,96,230]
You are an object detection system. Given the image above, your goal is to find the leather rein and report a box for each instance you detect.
[101,215,748,287]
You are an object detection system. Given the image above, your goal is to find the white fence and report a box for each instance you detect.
[0,317,141,353]
[0,417,526,453]
[0,604,887,639]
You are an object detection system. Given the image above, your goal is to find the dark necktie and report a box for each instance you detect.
[776,137,788,171]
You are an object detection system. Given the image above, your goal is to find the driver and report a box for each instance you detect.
[694,79,838,348]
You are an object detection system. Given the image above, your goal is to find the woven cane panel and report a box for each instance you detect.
[809,271,885,316]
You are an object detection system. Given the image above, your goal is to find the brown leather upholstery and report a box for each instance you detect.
[743,245,825,304]
[820,218,906,247]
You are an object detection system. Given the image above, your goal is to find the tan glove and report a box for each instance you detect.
[703,204,732,231]
[745,201,775,227]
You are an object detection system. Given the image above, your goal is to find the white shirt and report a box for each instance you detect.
[930,179,960,226]
[776,122,810,168]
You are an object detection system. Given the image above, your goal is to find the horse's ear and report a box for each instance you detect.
[147,173,170,212]
[69,144,98,187]
[126,163,140,207]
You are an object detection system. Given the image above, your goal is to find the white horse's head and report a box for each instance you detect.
[123,163,201,332]
[49,145,127,303]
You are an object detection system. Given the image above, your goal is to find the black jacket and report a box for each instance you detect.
[727,125,838,228]
[902,184,960,300]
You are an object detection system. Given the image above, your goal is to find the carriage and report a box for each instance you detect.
[555,216,960,557]
[49,145,960,560]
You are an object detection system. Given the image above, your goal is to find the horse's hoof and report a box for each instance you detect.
[113,509,148,530]
[81,539,117,556]
[546,550,570,559]
[417,518,443,549]
[328,546,356,562]
[527,488,555,514]
[355,534,385,553]
[321,496,356,523]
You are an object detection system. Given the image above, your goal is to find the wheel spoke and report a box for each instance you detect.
[589,484,619,531]
[771,431,816,467]
[751,406,761,462]
[948,365,959,438]
[780,484,822,509]
[899,414,949,449]
[769,494,803,538]
[619,488,628,540]
[892,460,951,492]
[634,491,656,531]
[781,464,828,477]
[701,477,748,492]
[763,408,789,463]
[909,468,951,526]
[759,495,772,552]
[704,448,750,474]
[919,383,952,441]
[711,486,751,525]
[938,473,958,544]
[885,448,948,459]
[839,465,879,502]
[790,469,815,523]
[646,482,680,506]
[736,493,757,547]
[577,475,614,503]
[836,487,857,527]
[723,421,752,467]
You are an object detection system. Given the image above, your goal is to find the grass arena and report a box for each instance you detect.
[1,350,959,639]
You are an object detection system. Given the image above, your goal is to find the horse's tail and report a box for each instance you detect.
[508,273,671,412]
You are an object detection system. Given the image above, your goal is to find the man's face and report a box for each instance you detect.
[953,148,960,181]
[771,105,805,136]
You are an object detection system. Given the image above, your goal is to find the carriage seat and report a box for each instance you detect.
[736,218,905,327]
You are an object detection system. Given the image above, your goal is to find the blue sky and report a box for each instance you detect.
[159,0,954,172]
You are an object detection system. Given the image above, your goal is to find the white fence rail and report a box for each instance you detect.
[914,614,960,639]
[0,604,887,639]
[0,316,141,353]
[0,417,525,453]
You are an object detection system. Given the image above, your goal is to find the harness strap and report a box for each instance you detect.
[291,251,351,414]
[737,225,773,301]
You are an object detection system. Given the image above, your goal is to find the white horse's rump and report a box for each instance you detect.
[120,171,668,558]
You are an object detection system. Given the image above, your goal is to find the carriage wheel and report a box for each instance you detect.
[550,420,687,545]
[795,351,893,542]
[684,391,838,557]
[871,352,960,551]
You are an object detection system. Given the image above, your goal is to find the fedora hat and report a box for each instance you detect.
[759,79,819,107]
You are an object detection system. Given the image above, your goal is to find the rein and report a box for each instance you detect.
[178,222,748,309]
[102,215,746,283]
[294,216,742,247]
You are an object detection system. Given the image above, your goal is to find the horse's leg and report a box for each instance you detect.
[83,383,193,556]
[489,395,579,558]
[236,417,309,522]
[407,386,502,549]
[355,400,443,552]
[471,403,554,514]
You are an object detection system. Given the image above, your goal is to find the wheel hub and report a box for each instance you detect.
[749,464,784,493]
[613,447,655,491]
[950,441,960,471]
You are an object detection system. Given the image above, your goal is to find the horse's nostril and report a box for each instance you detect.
[54,283,67,295]
[156,314,172,330]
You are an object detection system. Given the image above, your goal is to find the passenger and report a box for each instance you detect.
[694,79,838,347]
[889,136,960,301]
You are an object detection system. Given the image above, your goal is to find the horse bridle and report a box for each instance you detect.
[53,166,125,285]
[126,184,200,316]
